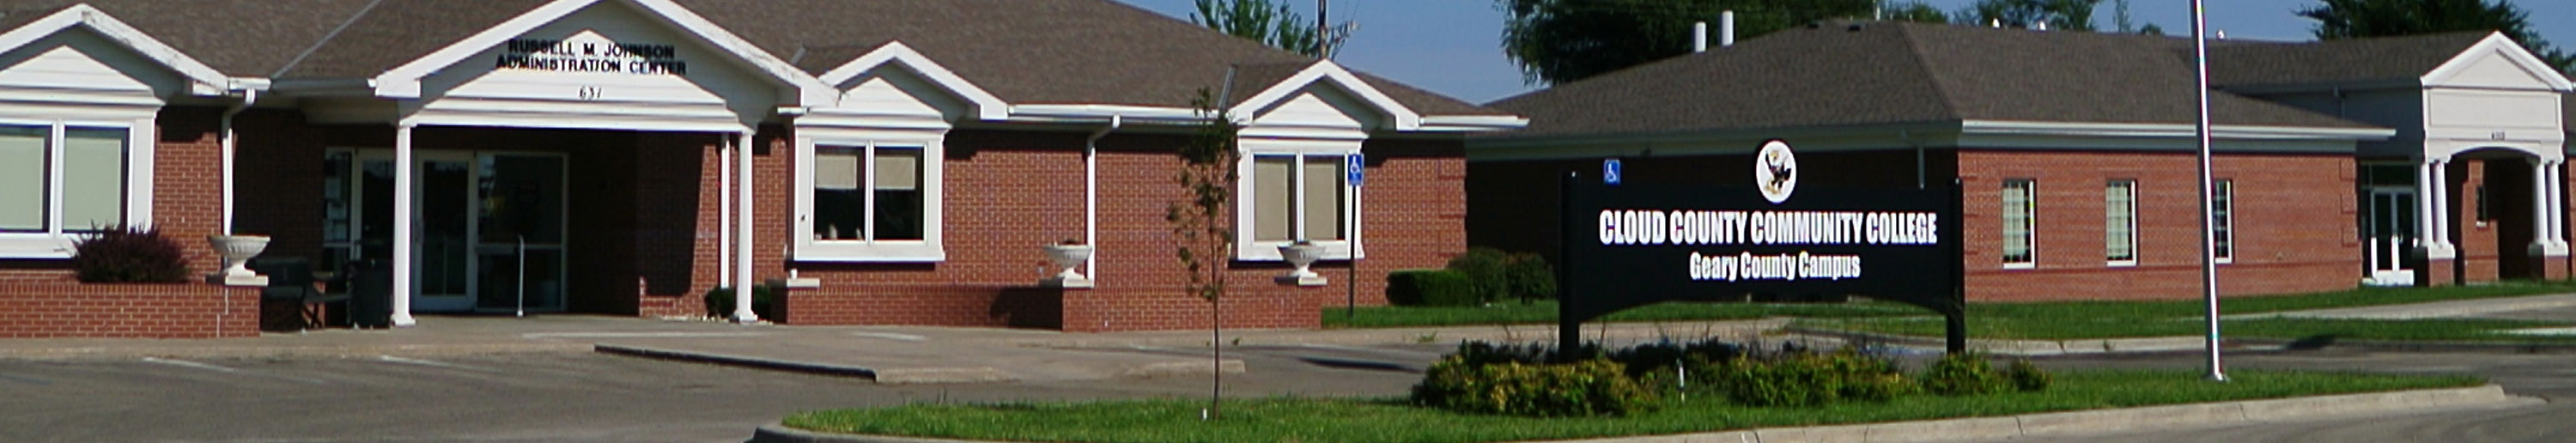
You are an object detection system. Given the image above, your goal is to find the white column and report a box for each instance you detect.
[719,135,733,290]
[734,131,759,323]
[2535,158,2556,254]
[391,124,417,327]
[2550,160,2569,252]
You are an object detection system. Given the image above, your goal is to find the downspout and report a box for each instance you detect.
[217,88,258,337]
[1084,115,1121,285]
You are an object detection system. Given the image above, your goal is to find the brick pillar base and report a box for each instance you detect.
[2421,258,2457,287]
[2544,256,2570,281]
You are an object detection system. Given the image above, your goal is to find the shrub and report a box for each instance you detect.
[2006,358,2052,392]
[1503,252,1557,301]
[70,225,189,283]
[1413,355,1658,416]
[1922,352,2009,396]
[1387,269,1479,306]
[1444,247,1510,303]
[705,285,785,320]
[1706,349,1913,407]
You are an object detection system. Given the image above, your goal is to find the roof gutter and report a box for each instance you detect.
[1958,119,2396,140]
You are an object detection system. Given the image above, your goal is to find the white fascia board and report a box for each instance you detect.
[1959,119,2397,140]
[815,41,1007,121]
[2422,33,2575,92]
[0,5,235,95]
[1226,61,1421,130]
[1417,115,1529,132]
[368,0,831,103]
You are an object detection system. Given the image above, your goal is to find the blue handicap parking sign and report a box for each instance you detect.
[1603,158,1622,185]
[1346,153,1365,186]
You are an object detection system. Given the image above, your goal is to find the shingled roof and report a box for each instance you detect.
[1489,21,2382,137]
[2207,31,2488,88]
[0,0,1501,115]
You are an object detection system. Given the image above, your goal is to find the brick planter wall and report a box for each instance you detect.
[0,282,258,338]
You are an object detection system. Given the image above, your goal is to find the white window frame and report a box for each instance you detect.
[2002,179,2037,269]
[792,136,945,263]
[2105,179,2138,267]
[2213,179,2234,264]
[1234,138,1363,262]
[0,117,154,258]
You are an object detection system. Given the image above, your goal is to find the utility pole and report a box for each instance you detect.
[1316,0,1329,58]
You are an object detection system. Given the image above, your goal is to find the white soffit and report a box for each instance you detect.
[2422,33,2575,92]
[1959,120,2397,140]
[0,5,235,95]
[369,0,830,104]
[814,41,1006,121]
[1228,61,1420,130]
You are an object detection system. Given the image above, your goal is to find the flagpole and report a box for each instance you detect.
[2191,0,2227,382]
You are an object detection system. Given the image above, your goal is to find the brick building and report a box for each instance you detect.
[1472,21,2572,302]
[0,0,1521,337]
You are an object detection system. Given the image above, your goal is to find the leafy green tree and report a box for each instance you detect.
[1498,0,1876,85]
[1192,0,1332,58]
[1885,2,1950,24]
[2138,22,2166,36]
[1169,88,1241,419]
[2298,0,2574,76]
[1956,0,2101,32]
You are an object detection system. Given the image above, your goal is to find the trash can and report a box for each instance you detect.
[345,259,393,328]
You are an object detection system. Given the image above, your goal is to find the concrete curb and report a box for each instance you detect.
[592,343,1244,384]
[746,385,2536,443]
[1786,325,2576,356]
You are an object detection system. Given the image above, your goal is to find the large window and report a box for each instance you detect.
[2214,179,2234,262]
[0,122,139,257]
[2002,179,2036,267]
[2105,179,2137,264]
[1238,148,1361,261]
[796,139,943,262]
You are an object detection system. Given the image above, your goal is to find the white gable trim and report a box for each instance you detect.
[2422,33,2575,92]
[815,41,1006,121]
[0,5,236,94]
[1227,62,1421,130]
[369,0,829,103]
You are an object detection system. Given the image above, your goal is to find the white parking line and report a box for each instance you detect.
[140,357,326,385]
[375,355,497,373]
[847,331,928,342]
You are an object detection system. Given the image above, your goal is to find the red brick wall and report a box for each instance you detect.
[2454,160,2500,282]
[0,282,258,338]
[775,129,1462,331]
[1959,150,2360,301]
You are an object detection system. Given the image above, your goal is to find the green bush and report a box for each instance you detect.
[1445,247,1510,303]
[1388,269,1479,306]
[70,225,189,283]
[705,285,786,320]
[1413,356,1658,416]
[1504,252,1557,301]
[1704,349,1913,407]
[2006,359,2052,391]
[1922,352,2009,396]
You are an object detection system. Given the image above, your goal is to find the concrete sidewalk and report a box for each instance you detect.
[2266,294,2576,320]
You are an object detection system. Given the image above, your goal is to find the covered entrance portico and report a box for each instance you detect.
[264,0,830,326]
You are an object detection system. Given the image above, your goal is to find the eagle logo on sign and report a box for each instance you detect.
[1755,139,1796,203]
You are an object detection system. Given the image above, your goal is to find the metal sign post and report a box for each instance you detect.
[1346,153,1364,321]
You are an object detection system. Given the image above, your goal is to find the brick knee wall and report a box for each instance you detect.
[0,282,258,338]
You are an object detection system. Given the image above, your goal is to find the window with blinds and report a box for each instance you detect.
[2002,179,2036,266]
[0,124,126,234]
[2105,179,2137,264]
[1251,154,1347,243]
[811,145,924,241]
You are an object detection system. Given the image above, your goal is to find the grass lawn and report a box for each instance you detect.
[1795,282,2576,341]
[1321,300,1919,328]
[784,370,2481,443]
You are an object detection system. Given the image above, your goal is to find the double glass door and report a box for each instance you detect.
[2362,187,2417,286]
[323,149,567,313]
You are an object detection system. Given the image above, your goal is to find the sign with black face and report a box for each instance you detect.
[1555,142,1965,350]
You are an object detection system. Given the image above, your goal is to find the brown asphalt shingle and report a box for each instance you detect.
[0,0,1501,115]
[2208,31,2488,88]
[1490,21,2380,137]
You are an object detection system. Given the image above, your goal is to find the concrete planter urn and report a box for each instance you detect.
[1043,243,1094,288]
[208,234,270,276]
[1277,241,1326,286]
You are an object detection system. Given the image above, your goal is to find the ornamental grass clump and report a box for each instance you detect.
[70,225,190,283]
[1922,351,2011,396]
[1412,355,1658,417]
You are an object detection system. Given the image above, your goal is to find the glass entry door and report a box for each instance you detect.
[325,149,567,313]
[2362,187,2417,286]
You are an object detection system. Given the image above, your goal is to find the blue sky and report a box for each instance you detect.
[1113,0,2576,105]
